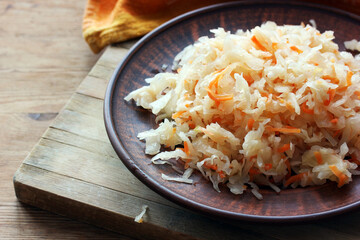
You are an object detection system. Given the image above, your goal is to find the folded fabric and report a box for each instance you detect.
[82,0,360,53]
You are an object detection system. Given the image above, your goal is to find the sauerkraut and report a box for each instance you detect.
[125,21,360,199]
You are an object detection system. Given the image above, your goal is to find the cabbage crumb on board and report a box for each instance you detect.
[125,21,360,199]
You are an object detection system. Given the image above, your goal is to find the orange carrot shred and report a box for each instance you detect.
[329,165,348,187]
[272,42,278,51]
[290,46,303,54]
[333,130,341,137]
[347,71,353,87]
[265,163,273,171]
[330,118,338,124]
[323,75,339,84]
[243,74,254,86]
[324,88,336,106]
[172,110,186,119]
[355,91,360,100]
[204,162,217,171]
[278,144,290,153]
[206,88,233,106]
[183,141,190,156]
[247,118,255,130]
[301,100,314,114]
[218,170,226,179]
[284,172,307,187]
[314,151,323,164]
[251,35,267,51]
[267,127,301,134]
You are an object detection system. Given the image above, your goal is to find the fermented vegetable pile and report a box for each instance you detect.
[125,21,360,199]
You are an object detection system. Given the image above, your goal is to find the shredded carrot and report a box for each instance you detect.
[183,141,190,156]
[267,127,301,134]
[206,88,233,106]
[211,116,222,124]
[314,151,323,164]
[265,163,273,171]
[172,110,186,119]
[209,72,223,92]
[185,104,190,108]
[251,35,267,51]
[346,71,353,87]
[301,100,314,114]
[278,144,290,153]
[243,74,254,86]
[177,68,182,73]
[355,91,360,100]
[324,88,336,106]
[217,170,226,179]
[330,118,338,124]
[323,75,339,84]
[260,91,269,98]
[333,130,341,137]
[290,46,303,54]
[285,159,291,179]
[329,165,348,187]
[204,162,217,171]
[247,118,255,130]
[272,42,278,51]
[284,172,307,187]
[350,154,360,165]
[172,128,176,134]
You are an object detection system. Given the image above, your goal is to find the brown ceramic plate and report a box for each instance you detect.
[104,1,360,222]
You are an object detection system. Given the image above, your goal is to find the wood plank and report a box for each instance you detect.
[0,71,85,113]
[14,164,277,240]
[0,0,124,238]
[25,135,175,208]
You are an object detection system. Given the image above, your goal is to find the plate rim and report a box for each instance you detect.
[104,0,360,222]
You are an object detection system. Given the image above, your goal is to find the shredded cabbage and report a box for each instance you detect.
[125,21,360,199]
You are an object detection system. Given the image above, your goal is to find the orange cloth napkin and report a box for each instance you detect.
[82,0,360,53]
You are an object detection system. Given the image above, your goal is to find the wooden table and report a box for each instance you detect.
[3,1,360,239]
[0,0,130,238]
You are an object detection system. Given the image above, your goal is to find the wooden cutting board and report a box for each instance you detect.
[13,43,360,240]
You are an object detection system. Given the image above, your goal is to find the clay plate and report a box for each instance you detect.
[104,1,360,222]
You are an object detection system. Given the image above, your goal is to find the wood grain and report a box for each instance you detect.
[0,0,129,238]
